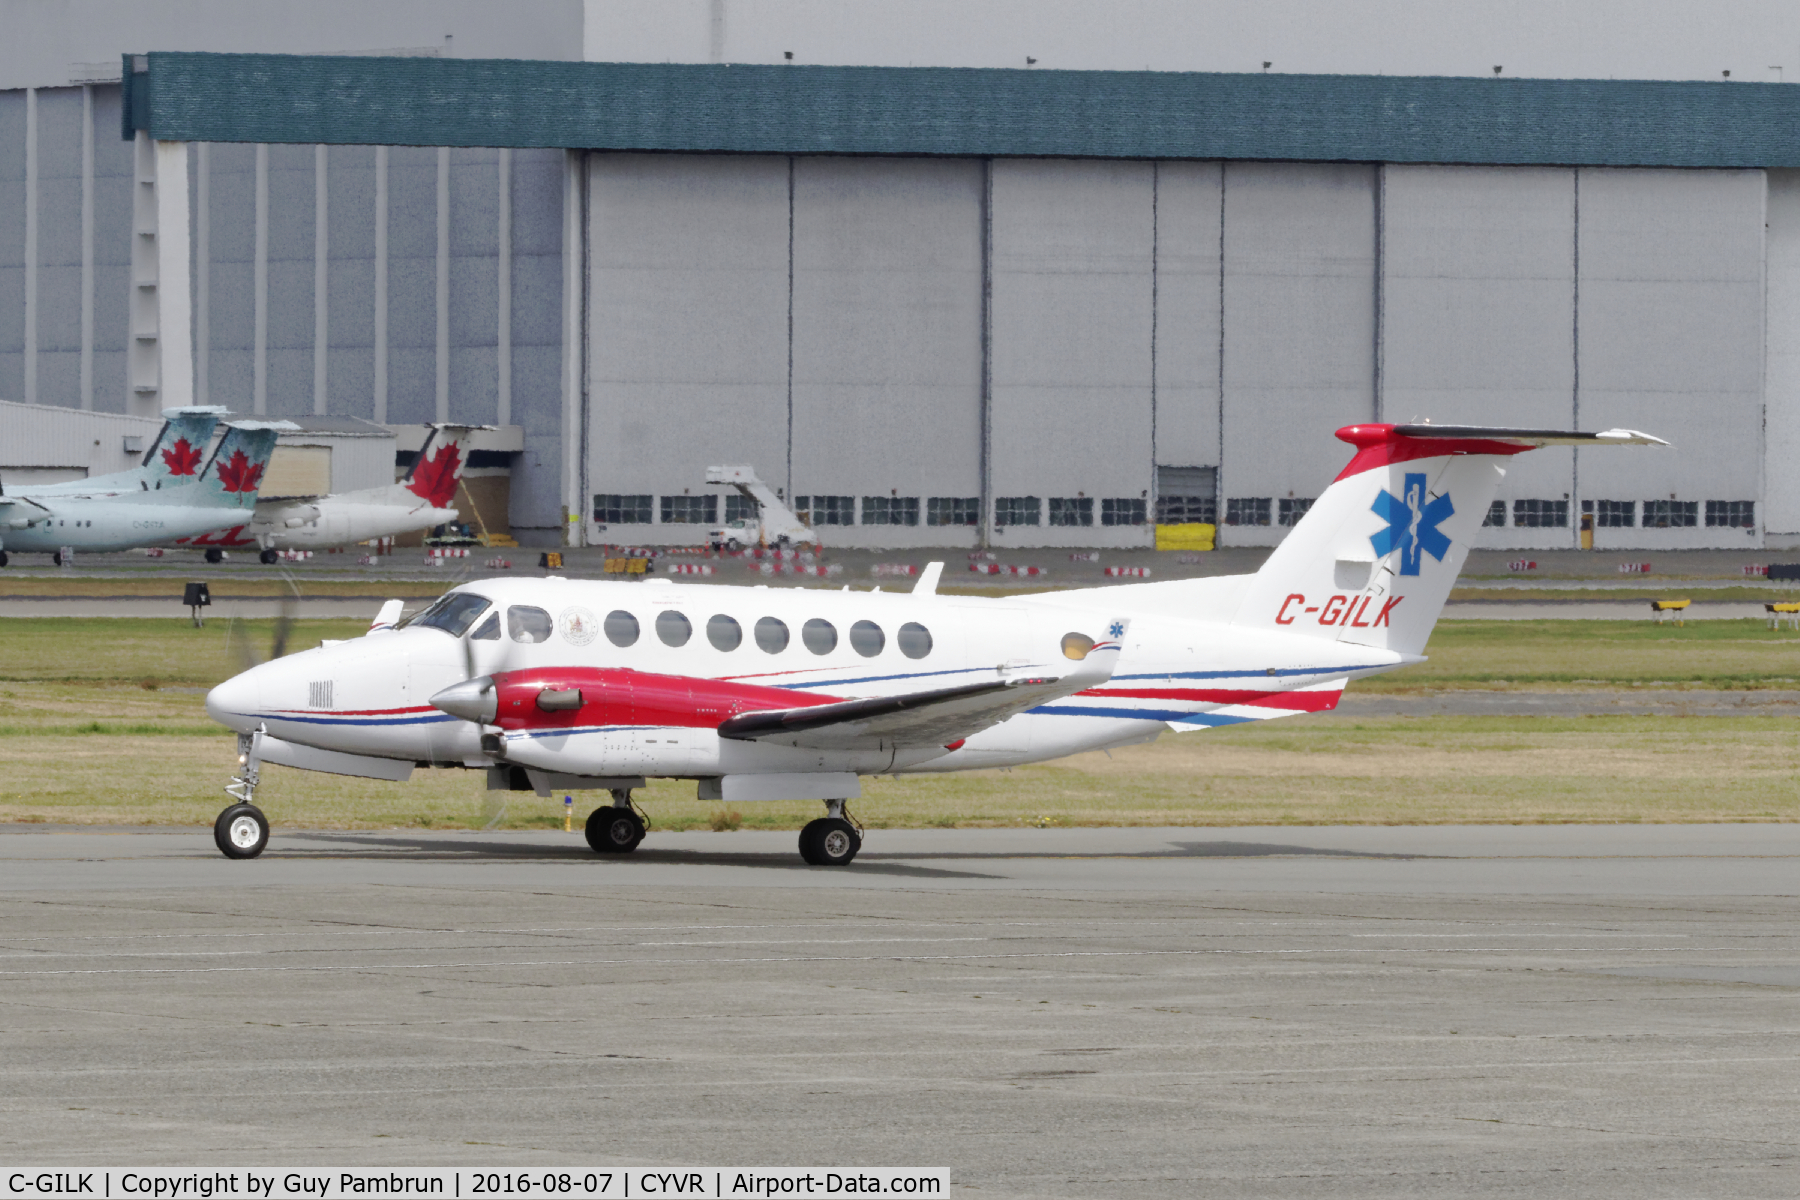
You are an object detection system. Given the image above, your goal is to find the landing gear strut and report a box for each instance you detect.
[215,729,270,859]
[799,799,862,866]
[585,789,647,854]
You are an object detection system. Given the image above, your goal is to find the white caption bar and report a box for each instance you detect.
[2,1172,949,1200]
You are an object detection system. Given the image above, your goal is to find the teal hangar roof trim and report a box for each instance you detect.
[124,52,1800,168]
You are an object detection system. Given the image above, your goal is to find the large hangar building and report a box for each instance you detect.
[4,2,1800,551]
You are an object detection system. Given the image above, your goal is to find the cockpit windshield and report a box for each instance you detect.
[405,593,491,637]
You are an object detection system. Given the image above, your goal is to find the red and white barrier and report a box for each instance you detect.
[602,545,659,559]
[140,547,165,558]
[367,536,395,552]
[1745,564,1769,576]
[484,557,513,570]
[968,551,997,562]
[1509,560,1537,571]
[1103,565,1151,578]
[1619,562,1652,574]
[970,563,1049,576]
[427,547,471,564]
[1174,553,1205,565]
[755,562,842,577]
[358,554,382,566]
[667,563,715,576]
[277,549,313,562]
[1069,551,1100,563]
[870,563,919,577]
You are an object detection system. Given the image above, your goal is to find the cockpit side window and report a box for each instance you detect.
[411,593,491,637]
[507,605,555,644]
[469,611,502,641]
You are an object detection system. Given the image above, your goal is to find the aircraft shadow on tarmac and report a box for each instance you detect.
[263,832,1435,873]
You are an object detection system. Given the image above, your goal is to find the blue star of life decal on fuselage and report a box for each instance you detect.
[1370,472,1454,576]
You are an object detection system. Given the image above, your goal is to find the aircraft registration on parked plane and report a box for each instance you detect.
[203,422,1665,865]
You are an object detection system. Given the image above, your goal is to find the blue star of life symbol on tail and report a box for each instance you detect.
[1370,472,1454,576]
[1108,621,1125,639]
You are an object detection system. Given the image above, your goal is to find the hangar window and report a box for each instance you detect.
[755,617,790,653]
[724,494,760,524]
[604,610,640,647]
[410,593,490,637]
[707,614,742,651]
[802,618,837,654]
[470,612,501,641]
[1049,498,1093,527]
[863,496,920,526]
[897,622,933,659]
[594,494,652,524]
[1641,500,1697,529]
[1102,498,1145,526]
[1594,500,1635,528]
[1156,494,1215,524]
[1225,498,1270,526]
[1513,499,1568,528]
[1278,498,1314,527]
[850,620,885,657]
[1706,501,1755,529]
[928,497,979,526]
[656,610,693,647]
[797,495,855,526]
[996,497,1041,527]
[661,495,717,524]
[507,605,554,643]
[1483,501,1506,527]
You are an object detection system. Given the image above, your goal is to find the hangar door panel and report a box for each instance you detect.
[1153,161,1224,474]
[587,155,790,537]
[791,158,983,548]
[1767,171,1800,535]
[989,159,1155,548]
[1576,169,1764,547]
[1221,163,1375,547]
[1382,165,1575,549]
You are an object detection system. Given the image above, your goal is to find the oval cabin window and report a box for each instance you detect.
[708,614,743,651]
[898,622,933,659]
[802,618,837,655]
[755,617,790,653]
[656,610,692,647]
[849,620,885,657]
[604,610,640,647]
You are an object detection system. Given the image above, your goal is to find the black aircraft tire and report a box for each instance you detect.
[0,551,8,567]
[586,807,645,854]
[214,804,270,859]
[798,818,861,867]
[204,548,223,564]
[51,551,62,566]
[260,548,279,564]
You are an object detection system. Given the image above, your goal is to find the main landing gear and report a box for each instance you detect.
[204,548,224,564]
[260,548,279,564]
[799,800,862,867]
[214,729,271,859]
[585,789,647,854]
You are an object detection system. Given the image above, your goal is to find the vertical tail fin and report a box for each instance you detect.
[1231,424,1666,657]
[191,420,298,507]
[143,406,231,486]
[401,424,487,508]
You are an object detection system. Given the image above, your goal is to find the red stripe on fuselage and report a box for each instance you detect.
[1080,687,1342,712]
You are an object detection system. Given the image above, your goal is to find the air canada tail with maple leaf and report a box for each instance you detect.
[1228,424,1668,658]
[188,420,290,507]
[401,424,485,509]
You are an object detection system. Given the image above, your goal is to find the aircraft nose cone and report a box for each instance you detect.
[431,676,497,724]
[206,671,261,733]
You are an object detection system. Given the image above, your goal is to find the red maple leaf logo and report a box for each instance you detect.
[215,449,265,494]
[161,437,201,476]
[407,443,464,506]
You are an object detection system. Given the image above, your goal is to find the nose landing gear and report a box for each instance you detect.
[799,799,862,866]
[214,729,271,859]
[585,789,648,854]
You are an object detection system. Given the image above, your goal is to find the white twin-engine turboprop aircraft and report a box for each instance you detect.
[204,423,1665,864]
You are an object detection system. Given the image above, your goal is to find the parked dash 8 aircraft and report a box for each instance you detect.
[203,423,1664,864]
[0,413,295,566]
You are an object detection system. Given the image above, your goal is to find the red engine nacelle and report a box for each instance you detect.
[483,667,842,733]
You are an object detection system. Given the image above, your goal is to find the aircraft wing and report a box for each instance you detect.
[718,624,1125,750]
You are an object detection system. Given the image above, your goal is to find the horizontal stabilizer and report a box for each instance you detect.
[1386,424,1668,447]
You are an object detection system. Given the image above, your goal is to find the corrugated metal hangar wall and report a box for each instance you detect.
[6,55,1800,550]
